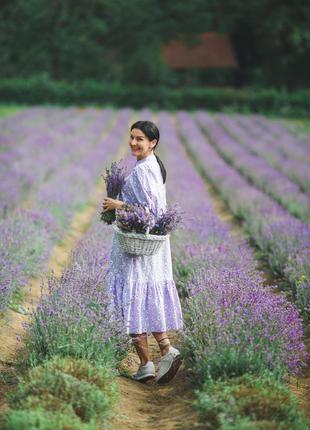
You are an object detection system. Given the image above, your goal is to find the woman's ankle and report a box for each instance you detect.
[131,333,149,365]
[158,337,171,356]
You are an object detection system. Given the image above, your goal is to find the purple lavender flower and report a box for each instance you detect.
[100,160,128,225]
[149,204,184,235]
[115,203,155,233]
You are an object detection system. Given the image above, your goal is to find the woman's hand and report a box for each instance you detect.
[102,198,124,213]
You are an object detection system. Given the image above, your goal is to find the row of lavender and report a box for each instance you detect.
[0,107,133,313]
[6,109,308,428]
[158,111,309,427]
[176,111,310,321]
[215,113,310,196]
[1,107,108,214]
[249,114,310,154]
[195,113,310,222]
[159,113,305,377]
[2,111,151,429]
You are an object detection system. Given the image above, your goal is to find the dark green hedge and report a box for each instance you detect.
[0,77,309,117]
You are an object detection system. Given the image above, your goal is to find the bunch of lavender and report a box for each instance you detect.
[149,204,184,235]
[115,204,155,234]
[100,160,128,224]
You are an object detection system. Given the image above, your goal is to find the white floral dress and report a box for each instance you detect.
[106,152,183,335]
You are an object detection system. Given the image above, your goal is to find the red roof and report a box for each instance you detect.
[161,32,238,69]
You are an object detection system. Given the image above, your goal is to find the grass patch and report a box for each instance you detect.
[0,104,25,117]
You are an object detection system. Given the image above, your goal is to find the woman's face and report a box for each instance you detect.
[129,128,157,160]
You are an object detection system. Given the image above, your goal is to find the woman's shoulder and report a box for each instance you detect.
[133,161,159,179]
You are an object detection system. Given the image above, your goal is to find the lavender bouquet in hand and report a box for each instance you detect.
[149,204,184,235]
[100,160,128,224]
[116,204,155,234]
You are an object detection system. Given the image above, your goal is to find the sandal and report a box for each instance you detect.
[155,338,182,384]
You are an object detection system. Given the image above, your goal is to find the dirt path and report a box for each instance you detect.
[109,332,200,430]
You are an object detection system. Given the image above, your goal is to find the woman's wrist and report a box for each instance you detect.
[116,200,124,209]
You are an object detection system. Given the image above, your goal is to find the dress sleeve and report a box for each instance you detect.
[126,165,161,218]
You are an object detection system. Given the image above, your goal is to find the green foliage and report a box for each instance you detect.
[3,408,96,430]
[194,371,310,429]
[6,357,119,424]
[0,104,24,117]
[0,1,309,87]
[0,77,309,116]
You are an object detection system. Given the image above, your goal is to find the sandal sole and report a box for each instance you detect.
[132,374,155,383]
[156,355,182,384]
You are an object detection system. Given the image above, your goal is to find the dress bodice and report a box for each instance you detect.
[119,153,166,218]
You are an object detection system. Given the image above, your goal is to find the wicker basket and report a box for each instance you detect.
[112,223,169,255]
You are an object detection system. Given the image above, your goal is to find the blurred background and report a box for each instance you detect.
[0,0,309,115]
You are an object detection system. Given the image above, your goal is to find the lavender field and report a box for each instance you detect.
[0,107,309,429]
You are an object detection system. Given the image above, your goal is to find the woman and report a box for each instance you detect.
[102,120,183,384]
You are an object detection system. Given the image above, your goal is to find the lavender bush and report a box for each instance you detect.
[23,247,129,367]
[0,209,52,313]
[182,266,308,380]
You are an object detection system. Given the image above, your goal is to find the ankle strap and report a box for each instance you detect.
[158,337,170,347]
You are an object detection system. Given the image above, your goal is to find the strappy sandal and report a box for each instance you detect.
[132,361,156,382]
[155,337,182,384]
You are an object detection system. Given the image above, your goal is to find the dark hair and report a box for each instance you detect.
[130,120,167,184]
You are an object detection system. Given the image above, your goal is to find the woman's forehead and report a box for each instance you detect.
[130,128,146,137]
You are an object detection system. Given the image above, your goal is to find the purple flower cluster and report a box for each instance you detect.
[115,203,155,233]
[100,160,128,225]
[103,160,128,198]
[185,266,307,379]
[115,203,183,235]
[149,204,184,235]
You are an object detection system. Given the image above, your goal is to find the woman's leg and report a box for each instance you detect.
[130,332,150,365]
[152,331,171,356]
[152,331,182,384]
